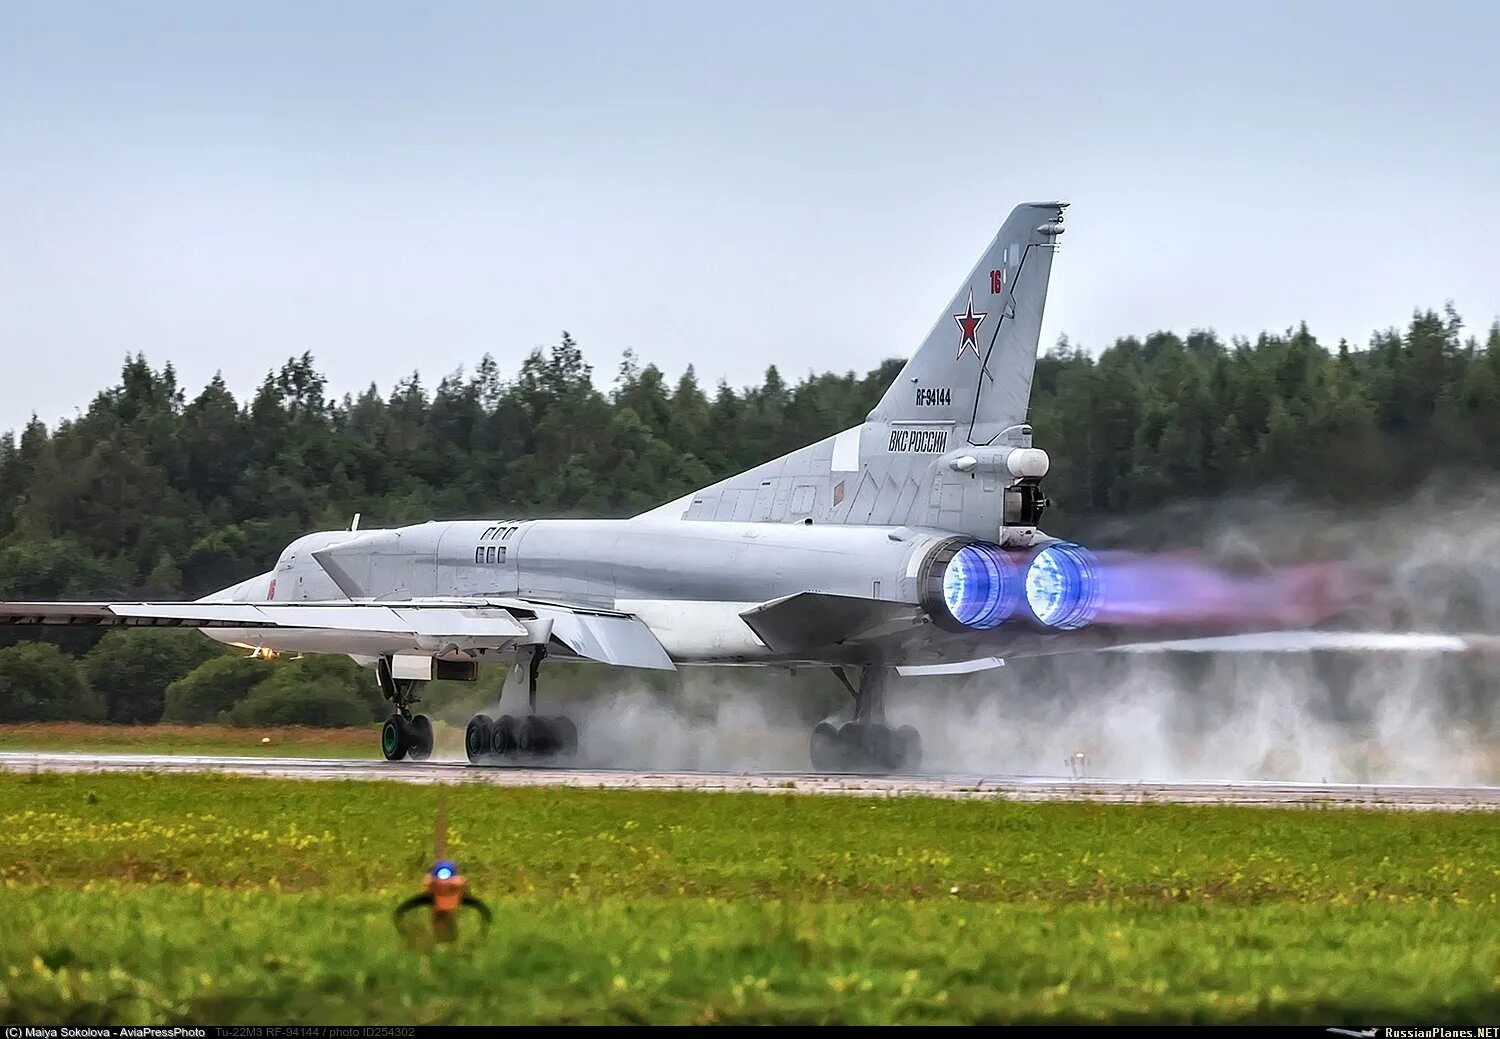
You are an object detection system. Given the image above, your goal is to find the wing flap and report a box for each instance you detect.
[535,609,676,670]
[391,607,529,640]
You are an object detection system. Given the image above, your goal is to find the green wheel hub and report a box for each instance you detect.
[380,715,410,761]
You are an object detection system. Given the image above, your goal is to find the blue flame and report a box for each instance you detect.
[1024,543,1103,630]
[941,544,1018,629]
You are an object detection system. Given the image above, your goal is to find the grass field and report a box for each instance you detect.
[1,771,1497,1024]
[0,722,386,758]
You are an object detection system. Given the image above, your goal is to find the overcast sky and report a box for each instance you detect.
[2,1,1497,435]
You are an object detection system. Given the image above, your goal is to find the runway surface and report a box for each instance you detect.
[3,750,1499,810]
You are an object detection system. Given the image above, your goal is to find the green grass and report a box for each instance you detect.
[0,722,388,759]
[1,771,1497,1023]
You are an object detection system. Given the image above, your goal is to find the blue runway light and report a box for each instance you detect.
[941,544,1018,629]
[432,860,457,880]
[1024,543,1103,630]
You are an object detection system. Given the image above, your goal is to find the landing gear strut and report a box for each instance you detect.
[809,666,922,774]
[377,656,434,761]
[464,645,579,764]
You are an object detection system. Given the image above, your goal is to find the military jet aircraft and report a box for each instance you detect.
[0,201,1400,771]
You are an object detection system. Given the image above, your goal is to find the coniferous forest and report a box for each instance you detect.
[2,306,1499,725]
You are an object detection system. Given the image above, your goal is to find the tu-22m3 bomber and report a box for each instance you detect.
[0,201,1387,772]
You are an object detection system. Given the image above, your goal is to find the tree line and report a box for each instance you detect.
[1,307,1497,723]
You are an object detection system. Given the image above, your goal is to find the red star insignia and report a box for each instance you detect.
[953,288,988,360]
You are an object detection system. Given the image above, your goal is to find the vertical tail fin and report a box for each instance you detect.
[636,201,1068,539]
[869,201,1067,445]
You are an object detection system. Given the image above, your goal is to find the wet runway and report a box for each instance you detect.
[3,751,1498,810]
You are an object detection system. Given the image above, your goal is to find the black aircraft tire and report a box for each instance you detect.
[551,716,578,755]
[492,715,518,757]
[517,715,546,754]
[894,725,923,774]
[837,722,867,772]
[381,714,411,761]
[464,714,493,763]
[810,721,840,771]
[407,714,434,761]
[864,724,898,774]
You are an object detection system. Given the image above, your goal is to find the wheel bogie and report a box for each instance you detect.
[809,720,922,775]
[458,712,579,764]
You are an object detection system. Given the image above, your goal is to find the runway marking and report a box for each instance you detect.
[2,752,1497,810]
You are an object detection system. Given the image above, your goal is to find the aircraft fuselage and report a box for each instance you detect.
[204,518,967,664]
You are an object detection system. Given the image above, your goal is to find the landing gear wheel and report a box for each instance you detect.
[517,715,548,754]
[810,720,840,771]
[491,714,518,757]
[465,714,494,763]
[894,724,922,773]
[838,721,867,772]
[406,714,434,761]
[865,724,896,771]
[381,714,411,761]
[550,716,578,755]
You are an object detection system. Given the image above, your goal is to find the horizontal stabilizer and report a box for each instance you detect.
[740,592,922,654]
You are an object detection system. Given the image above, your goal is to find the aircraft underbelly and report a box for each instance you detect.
[614,599,772,662]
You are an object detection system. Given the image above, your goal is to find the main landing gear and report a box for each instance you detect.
[464,646,579,764]
[809,666,922,774]
[377,656,435,761]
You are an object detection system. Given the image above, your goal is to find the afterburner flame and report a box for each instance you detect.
[942,544,1019,629]
[1084,550,1371,630]
[1024,543,1104,630]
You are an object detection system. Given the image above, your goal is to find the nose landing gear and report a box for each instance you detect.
[377,656,434,761]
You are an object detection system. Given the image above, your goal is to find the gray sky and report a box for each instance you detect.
[2,1,1497,435]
